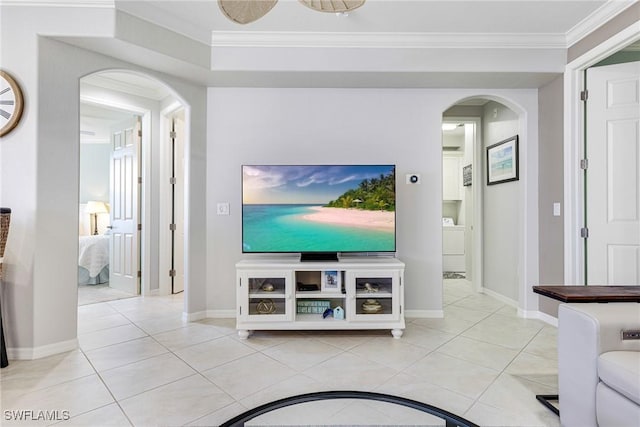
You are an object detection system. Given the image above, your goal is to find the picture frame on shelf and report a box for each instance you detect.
[321,270,341,293]
[487,135,519,185]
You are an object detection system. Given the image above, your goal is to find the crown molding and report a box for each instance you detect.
[565,0,637,47]
[211,31,567,49]
[0,0,113,7]
[81,74,169,101]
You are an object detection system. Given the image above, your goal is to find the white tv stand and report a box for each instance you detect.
[236,257,405,339]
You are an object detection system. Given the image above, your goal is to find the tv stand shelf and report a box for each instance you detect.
[236,257,405,339]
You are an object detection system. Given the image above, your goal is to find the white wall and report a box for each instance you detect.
[0,5,207,356]
[207,88,540,317]
[482,101,520,302]
[0,5,116,356]
[0,4,542,357]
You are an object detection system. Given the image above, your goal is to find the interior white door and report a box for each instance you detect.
[586,61,640,285]
[109,116,141,294]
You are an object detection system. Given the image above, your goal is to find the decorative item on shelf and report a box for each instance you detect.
[297,300,331,314]
[256,299,276,314]
[361,299,383,314]
[321,270,341,293]
[442,217,455,226]
[261,282,274,292]
[333,306,344,320]
[322,308,333,318]
[297,282,319,292]
[364,282,379,293]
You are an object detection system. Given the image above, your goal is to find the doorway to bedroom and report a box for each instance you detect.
[77,71,187,305]
[78,100,141,305]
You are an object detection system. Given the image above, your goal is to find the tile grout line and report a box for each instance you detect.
[82,304,242,426]
[76,346,136,427]
[69,282,558,426]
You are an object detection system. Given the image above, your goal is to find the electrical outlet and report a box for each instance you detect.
[217,202,230,215]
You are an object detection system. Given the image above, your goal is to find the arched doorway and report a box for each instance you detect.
[78,70,189,304]
[442,96,531,313]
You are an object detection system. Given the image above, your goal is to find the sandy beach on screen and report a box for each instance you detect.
[302,207,395,231]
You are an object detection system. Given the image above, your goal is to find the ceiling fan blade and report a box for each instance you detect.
[299,0,365,13]
[218,0,278,24]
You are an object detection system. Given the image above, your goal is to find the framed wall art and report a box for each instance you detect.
[486,135,519,185]
[462,164,472,186]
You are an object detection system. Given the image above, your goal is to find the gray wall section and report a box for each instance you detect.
[206,88,539,314]
[482,101,520,302]
[207,88,445,314]
[568,2,640,63]
[538,76,565,286]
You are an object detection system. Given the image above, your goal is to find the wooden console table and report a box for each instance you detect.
[533,285,640,303]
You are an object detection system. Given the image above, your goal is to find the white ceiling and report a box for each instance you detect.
[60,0,637,91]
[117,0,614,46]
[75,1,635,129]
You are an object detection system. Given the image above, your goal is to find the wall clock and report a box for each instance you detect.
[0,70,24,137]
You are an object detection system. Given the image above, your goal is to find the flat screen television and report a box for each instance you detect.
[242,165,396,261]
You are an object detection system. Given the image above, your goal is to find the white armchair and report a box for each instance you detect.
[558,303,640,427]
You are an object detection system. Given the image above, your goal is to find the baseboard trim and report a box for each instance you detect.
[537,311,558,327]
[405,309,444,318]
[7,338,78,360]
[518,309,558,327]
[481,288,518,307]
[206,309,236,319]
[183,311,207,322]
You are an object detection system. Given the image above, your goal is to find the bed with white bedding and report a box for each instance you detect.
[78,235,109,285]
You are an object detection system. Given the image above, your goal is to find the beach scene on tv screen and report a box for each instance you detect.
[242,165,396,253]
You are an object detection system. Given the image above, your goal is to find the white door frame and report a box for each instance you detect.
[80,90,152,296]
[159,101,185,296]
[563,22,640,285]
[442,116,484,292]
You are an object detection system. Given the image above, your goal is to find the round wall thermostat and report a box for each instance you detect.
[406,174,421,184]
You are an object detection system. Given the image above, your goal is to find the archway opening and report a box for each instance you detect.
[78,70,189,306]
[442,96,526,311]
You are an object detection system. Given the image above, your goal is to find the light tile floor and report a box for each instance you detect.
[77,284,137,306]
[0,279,560,426]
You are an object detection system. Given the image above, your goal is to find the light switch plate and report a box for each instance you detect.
[553,202,561,217]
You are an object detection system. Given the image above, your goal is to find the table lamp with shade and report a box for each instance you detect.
[86,201,108,235]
